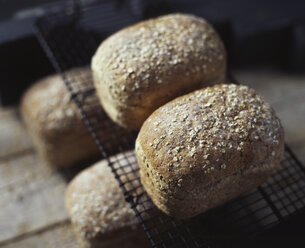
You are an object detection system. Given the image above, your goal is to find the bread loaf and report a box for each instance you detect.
[136,84,284,219]
[65,152,150,248]
[92,13,226,130]
[21,68,100,167]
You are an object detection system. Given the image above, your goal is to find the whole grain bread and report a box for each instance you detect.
[21,68,100,167]
[92,13,226,130]
[65,151,150,248]
[136,84,284,219]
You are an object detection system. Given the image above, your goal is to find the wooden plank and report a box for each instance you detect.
[234,69,305,145]
[0,222,78,248]
[0,107,33,159]
[0,152,69,242]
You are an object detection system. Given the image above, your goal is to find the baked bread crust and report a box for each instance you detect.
[92,13,226,130]
[136,84,284,219]
[21,68,99,167]
[65,152,150,248]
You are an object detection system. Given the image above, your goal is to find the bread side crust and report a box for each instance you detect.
[77,227,150,248]
[22,110,99,167]
[136,139,280,219]
[93,68,225,130]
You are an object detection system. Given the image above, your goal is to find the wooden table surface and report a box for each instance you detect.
[0,68,304,247]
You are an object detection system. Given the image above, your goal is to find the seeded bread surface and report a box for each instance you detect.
[136,84,284,219]
[65,152,150,248]
[21,68,99,167]
[92,13,226,130]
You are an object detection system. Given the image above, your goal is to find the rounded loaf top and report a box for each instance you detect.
[21,74,80,138]
[91,13,226,107]
[65,158,138,240]
[21,67,93,139]
[136,84,284,186]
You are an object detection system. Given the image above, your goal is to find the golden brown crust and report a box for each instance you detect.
[92,13,226,130]
[65,153,150,248]
[136,84,284,219]
[21,68,99,167]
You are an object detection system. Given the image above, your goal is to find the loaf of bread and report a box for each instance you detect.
[65,152,150,248]
[136,84,284,219]
[92,13,226,130]
[21,68,100,167]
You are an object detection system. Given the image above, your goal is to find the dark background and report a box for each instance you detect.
[0,0,305,105]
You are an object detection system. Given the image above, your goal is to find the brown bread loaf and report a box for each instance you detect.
[136,84,284,219]
[65,152,150,248]
[92,13,226,130]
[21,68,100,167]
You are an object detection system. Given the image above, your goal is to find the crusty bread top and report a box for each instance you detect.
[21,68,89,140]
[65,155,138,240]
[136,84,284,189]
[92,13,226,107]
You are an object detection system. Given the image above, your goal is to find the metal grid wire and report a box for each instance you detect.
[34,2,305,247]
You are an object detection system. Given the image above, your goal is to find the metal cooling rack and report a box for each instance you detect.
[34,1,305,247]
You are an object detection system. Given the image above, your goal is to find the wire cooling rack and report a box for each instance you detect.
[34,1,305,247]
